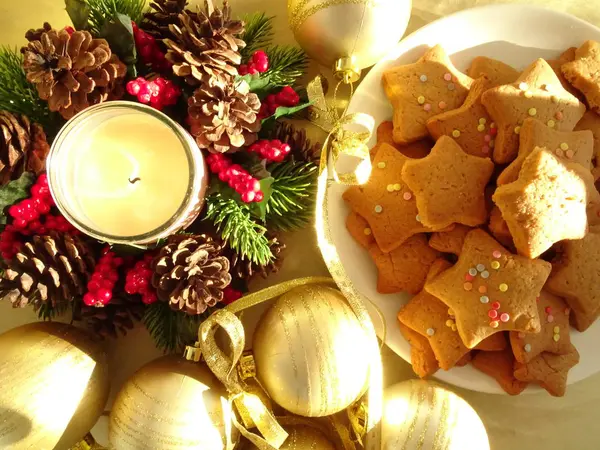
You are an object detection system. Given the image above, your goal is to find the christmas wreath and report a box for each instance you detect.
[0,0,319,351]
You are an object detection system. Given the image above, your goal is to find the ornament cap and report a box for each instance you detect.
[334,57,361,84]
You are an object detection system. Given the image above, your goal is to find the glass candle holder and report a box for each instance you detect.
[47,101,208,245]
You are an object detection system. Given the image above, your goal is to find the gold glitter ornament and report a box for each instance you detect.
[381,380,489,450]
[287,0,412,81]
[253,285,370,417]
[0,322,109,450]
[109,355,237,450]
[245,425,335,450]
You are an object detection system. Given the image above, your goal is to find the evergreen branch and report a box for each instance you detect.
[265,160,318,231]
[87,0,147,34]
[240,13,274,60]
[264,45,309,87]
[0,48,59,132]
[204,192,273,266]
[35,299,71,321]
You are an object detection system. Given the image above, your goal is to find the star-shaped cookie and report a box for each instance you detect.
[488,206,514,249]
[427,77,497,158]
[369,234,440,295]
[428,224,472,256]
[509,290,572,364]
[493,147,600,258]
[472,348,528,395]
[398,322,439,378]
[562,40,600,112]
[372,121,432,160]
[343,143,442,252]
[481,58,586,164]
[514,345,580,397]
[382,44,473,144]
[574,111,600,180]
[467,56,520,87]
[497,118,594,186]
[345,211,375,249]
[401,136,495,229]
[425,229,551,348]
[546,229,600,332]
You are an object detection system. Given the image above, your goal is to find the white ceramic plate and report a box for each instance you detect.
[329,4,600,393]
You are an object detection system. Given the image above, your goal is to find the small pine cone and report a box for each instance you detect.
[25,22,52,42]
[22,29,127,119]
[80,296,145,339]
[164,1,245,88]
[141,0,189,41]
[229,236,285,282]
[151,234,232,315]
[0,111,50,185]
[271,121,322,164]
[188,80,260,153]
[0,232,95,308]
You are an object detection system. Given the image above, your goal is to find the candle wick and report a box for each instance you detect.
[128,177,141,184]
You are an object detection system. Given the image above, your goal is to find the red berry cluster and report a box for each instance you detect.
[8,174,53,229]
[258,86,300,118]
[132,23,171,72]
[0,226,22,261]
[63,26,75,35]
[248,139,291,162]
[206,154,264,203]
[238,50,269,75]
[127,77,181,111]
[83,248,124,307]
[125,255,158,305]
[223,286,243,305]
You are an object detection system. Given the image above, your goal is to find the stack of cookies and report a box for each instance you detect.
[343,41,600,396]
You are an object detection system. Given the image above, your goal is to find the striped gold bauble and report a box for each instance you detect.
[252,285,370,417]
[108,355,237,450]
[245,425,335,450]
[0,322,109,450]
[381,380,489,450]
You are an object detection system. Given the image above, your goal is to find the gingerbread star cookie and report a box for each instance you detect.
[475,333,508,352]
[398,323,439,378]
[509,290,572,364]
[546,229,600,332]
[425,229,551,348]
[562,40,600,112]
[488,206,514,249]
[481,58,586,164]
[345,212,375,249]
[493,147,600,258]
[369,234,440,295]
[547,48,586,102]
[514,345,580,397]
[372,121,432,160]
[467,56,519,87]
[343,144,441,253]
[472,348,528,395]
[428,224,472,256]
[382,44,473,144]
[574,111,600,179]
[427,77,497,158]
[401,136,495,229]
[497,117,594,185]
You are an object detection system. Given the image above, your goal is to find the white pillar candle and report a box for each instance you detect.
[47,102,208,244]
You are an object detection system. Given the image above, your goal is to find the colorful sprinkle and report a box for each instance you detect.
[547,119,556,128]
[426,327,435,336]
[490,122,496,129]
[377,162,386,169]
[443,73,452,81]
[417,95,425,104]
[547,314,554,323]
[416,214,421,222]
[420,74,428,82]
[480,295,490,304]
[478,285,488,294]
[555,111,563,120]
[438,100,447,110]
[478,117,487,125]
[491,261,500,270]
[445,319,454,327]
[553,326,560,334]
[499,283,508,292]
[424,103,432,112]
[566,149,574,159]
[484,134,492,142]
[451,324,457,331]
[403,192,412,201]
[500,313,510,322]
[524,90,533,99]
[518,82,529,91]
[551,95,559,104]
[488,309,498,319]
[514,126,521,135]
[490,320,499,328]
[374,205,383,213]
[555,148,564,157]
[482,146,490,155]
[394,183,402,191]
[387,184,395,192]
[447,83,455,91]
[545,306,552,314]
[465,274,475,282]
[524,343,532,352]
[492,250,502,258]
[477,124,485,132]
[481,271,490,279]
[476,264,485,272]
[463,282,473,291]
[452,129,461,138]
[528,107,537,116]
[448,308,454,317]
[491,301,501,310]
[553,334,560,342]
[560,142,569,151]
[468,268,478,276]
[363,228,371,236]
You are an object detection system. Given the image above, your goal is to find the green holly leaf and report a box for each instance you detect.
[0,172,35,225]
[259,101,312,134]
[65,0,90,30]
[99,13,137,77]
[248,177,274,222]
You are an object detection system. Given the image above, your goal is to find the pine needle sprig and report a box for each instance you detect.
[87,0,147,34]
[204,192,273,266]
[240,13,274,60]
[265,160,318,231]
[264,45,309,87]
[35,299,71,321]
[0,47,58,132]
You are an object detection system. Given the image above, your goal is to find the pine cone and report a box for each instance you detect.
[79,296,145,339]
[229,236,285,283]
[0,232,95,308]
[0,111,50,185]
[21,29,127,119]
[272,121,322,164]
[164,1,245,88]
[25,22,52,42]
[188,80,260,153]
[141,0,189,41]
[151,234,232,315]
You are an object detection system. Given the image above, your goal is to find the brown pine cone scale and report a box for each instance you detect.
[141,0,189,41]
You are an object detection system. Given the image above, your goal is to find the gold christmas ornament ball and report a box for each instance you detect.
[0,322,109,450]
[253,285,370,417]
[288,0,412,74]
[382,380,489,450]
[245,425,335,450]
[109,355,237,450]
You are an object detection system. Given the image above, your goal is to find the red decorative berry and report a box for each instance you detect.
[257,86,300,119]
[252,50,269,73]
[132,22,171,73]
[125,254,158,304]
[205,154,264,203]
[248,139,291,163]
[63,26,75,35]
[223,286,243,305]
[83,248,124,307]
[126,76,181,111]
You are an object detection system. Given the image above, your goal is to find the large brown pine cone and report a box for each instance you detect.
[25,22,52,43]
[79,296,145,339]
[0,232,95,309]
[0,111,50,185]
[164,0,245,88]
[151,234,232,315]
[229,236,285,283]
[141,0,189,41]
[188,80,260,153]
[21,29,127,119]
[271,121,322,164]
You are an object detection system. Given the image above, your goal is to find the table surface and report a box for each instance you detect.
[1,1,600,449]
